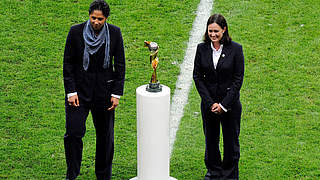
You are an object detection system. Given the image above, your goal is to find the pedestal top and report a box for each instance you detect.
[136,84,170,97]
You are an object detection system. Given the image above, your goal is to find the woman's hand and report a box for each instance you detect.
[68,94,80,107]
[108,97,119,111]
[211,103,223,114]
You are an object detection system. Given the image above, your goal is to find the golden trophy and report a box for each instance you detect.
[144,40,162,92]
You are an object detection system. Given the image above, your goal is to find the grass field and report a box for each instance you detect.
[0,0,319,179]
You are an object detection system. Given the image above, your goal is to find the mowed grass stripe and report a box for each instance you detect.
[169,0,213,156]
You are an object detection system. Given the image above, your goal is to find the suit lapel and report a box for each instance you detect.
[216,44,230,70]
[205,43,215,71]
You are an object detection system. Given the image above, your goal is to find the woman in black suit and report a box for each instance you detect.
[193,14,244,180]
[63,0,125,179]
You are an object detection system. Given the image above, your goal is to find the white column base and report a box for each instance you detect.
[131,85,177,180]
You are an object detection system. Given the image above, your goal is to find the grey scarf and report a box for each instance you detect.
[83,20,110,71]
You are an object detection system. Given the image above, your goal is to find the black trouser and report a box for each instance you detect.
[64,103,114,180]
[201,100,241,180]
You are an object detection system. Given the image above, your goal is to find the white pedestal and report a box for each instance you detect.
[130,85,177,180]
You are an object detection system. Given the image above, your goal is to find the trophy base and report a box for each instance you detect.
[146,82,162,92]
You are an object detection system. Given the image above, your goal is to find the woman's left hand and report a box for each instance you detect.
[211,103,223,114]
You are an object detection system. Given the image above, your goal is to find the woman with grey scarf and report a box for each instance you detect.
[63,0,125,179]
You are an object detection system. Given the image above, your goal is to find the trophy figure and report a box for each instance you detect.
[131,42,176,180]
[144,40,162,92]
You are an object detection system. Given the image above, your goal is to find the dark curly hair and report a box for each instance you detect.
[89,0,110,18]
[203,14,232,45]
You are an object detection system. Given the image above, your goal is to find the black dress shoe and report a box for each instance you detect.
[205,170,221,180]
[205,170,212,180]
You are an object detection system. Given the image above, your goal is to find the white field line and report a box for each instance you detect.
[169,0,213,156]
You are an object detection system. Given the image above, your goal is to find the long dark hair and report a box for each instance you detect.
[203,14,232,45]
[89,0,110,18]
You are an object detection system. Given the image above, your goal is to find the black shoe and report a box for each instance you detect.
[205,170,221,180]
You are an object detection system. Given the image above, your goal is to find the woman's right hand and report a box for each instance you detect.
[211,103,222,114]
[68,94,80,107]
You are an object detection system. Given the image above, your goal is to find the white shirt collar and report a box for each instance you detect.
[211,43,223,69]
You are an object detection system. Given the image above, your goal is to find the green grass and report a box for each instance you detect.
[1,0,319,179]
[171,0,320,179]
[0,0,198,179]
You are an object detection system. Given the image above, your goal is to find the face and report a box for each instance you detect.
[89,10,107,31]
[207,23,226,44]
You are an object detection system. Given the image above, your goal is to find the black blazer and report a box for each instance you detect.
[193,41,244,111]
[63,22,125,105]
